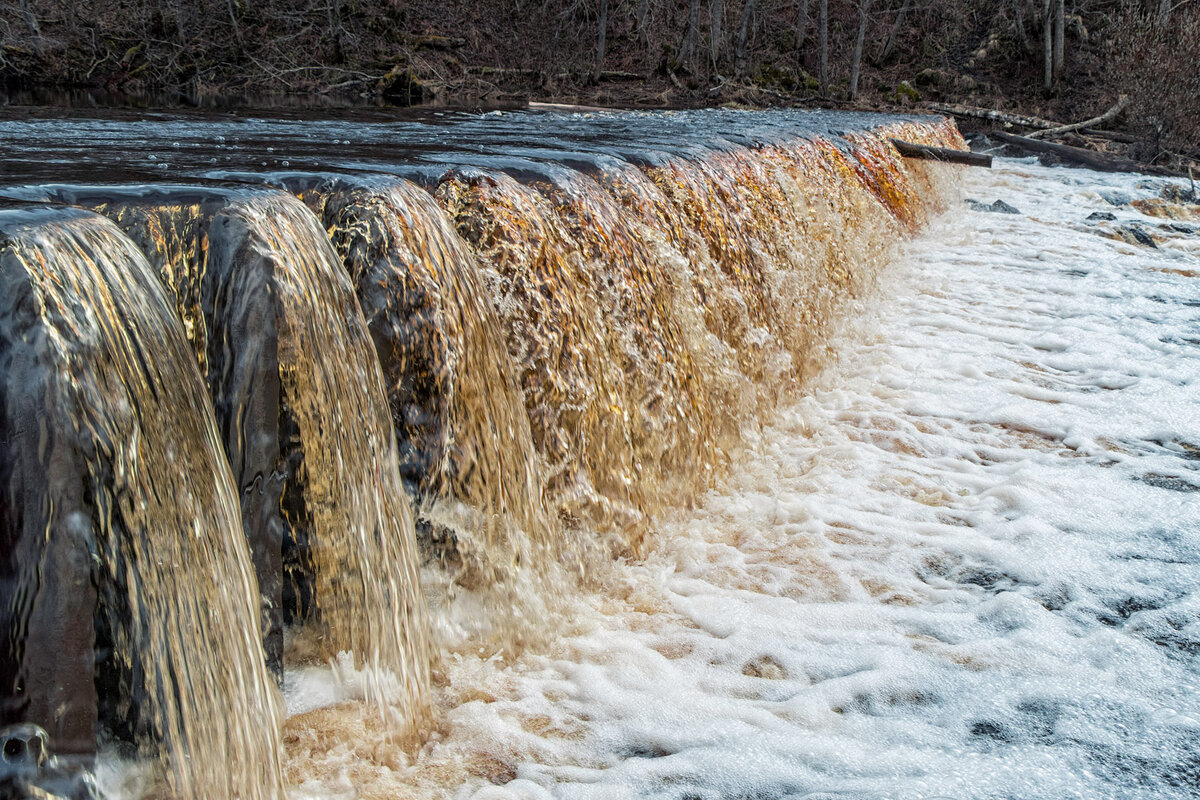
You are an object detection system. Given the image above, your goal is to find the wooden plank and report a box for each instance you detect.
[889,139,992,168]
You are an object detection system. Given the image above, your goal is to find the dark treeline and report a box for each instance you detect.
[0,1,1197,161]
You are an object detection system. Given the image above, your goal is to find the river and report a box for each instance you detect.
[278,157,1200,800]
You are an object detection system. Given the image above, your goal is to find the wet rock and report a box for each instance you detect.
[1100,190,1132,206]
[1138,473,1198,492]
[966,199,1021,214]
[1167,222,1196,234]
[1160,182,1198,204]
[1118,225,1158,248]
[1086,210,1116,221]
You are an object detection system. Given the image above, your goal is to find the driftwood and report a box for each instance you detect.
[890,139,992,167]
[927,102,1060,130]
[1027,95,1129,139]
[991,131,1186,177]
[528,101,613,112]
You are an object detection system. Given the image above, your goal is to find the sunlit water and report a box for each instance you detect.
[283,158,1199,799]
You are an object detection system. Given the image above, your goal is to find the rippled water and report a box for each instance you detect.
[285,158,1200,799]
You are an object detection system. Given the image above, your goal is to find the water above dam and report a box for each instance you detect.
[0,108,1195,799]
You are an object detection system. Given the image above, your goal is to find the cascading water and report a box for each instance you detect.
[0,109,972,798]
[0,207,284,799]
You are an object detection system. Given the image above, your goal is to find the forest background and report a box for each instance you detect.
[1,0,1197,167]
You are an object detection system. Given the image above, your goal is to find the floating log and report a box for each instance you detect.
[889,139,992,167]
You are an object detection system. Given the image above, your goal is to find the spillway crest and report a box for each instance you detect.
[0,109,964,798]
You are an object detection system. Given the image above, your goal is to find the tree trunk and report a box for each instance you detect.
[850,0,870,99]
[1011,0,1030,53]
[1158,0,1171,25]
[818,0,829,92]
[710,0,725,69]
[595,0,609,82]
[796,0,811,49]
[230,0,245,47]
[735,0,757,76]
[637,0,651,38]
[1042,0,1052,92]
[880,0,910,63]
[18,0,43,54]
[1052,0,1065,84]
[680,0,703,72]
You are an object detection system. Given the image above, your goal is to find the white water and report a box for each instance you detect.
[286,159,1200,800]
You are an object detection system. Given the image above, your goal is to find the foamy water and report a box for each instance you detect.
[284,159,1199,800]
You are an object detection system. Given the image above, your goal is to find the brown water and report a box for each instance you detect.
[0,109,963,798]
[0,207,285,799]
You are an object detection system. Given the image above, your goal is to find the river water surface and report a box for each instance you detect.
[276,157,1200,800]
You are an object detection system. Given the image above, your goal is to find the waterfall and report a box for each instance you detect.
[0,207,285,799]
[0,110,965,797]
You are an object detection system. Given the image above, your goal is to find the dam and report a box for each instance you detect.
[0,108,1196,799]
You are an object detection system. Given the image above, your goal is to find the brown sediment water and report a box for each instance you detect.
[0,207,286,799]
[0,109,964,797]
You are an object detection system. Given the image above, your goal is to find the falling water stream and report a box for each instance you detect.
[1,108,1195,799]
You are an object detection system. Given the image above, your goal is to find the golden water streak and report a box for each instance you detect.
[91,191,434,734]
[279,117,966,797]
[0,208,286,800]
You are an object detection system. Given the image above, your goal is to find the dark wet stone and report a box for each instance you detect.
[1086,210,1116,221]
[1138,473,1198,493]
[1120,225,1158,247]
[966,198,1021,214]
[1100,190,1132,206]
[1168,222,1197,234]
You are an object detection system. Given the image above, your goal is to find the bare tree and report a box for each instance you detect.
[710,0,725,68]
[734,0,757,75]
[880,0,910,62]
[1052,0,1065,84]
[818,0,829,91]
[1042,0,1052,91]
[849,0,872,99]
[795,0,811,48]
[594,0,609,81]
[1011,0,1030,53]
[637,0,651,37]
[680,0,703,72]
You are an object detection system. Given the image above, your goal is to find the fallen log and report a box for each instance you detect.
[889,139,993,167]
[991,131,1186,177]
[1027,96,1129,140]
[926,102,1060,130]
[528,101,613,112]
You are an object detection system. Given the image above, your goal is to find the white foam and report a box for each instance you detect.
[286,159,1200,799]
